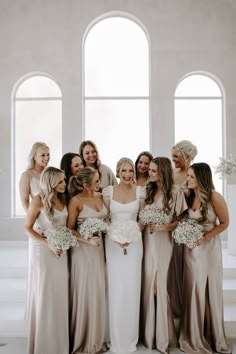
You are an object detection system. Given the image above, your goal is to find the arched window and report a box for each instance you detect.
[13,74,62,216]
[83,15,150,172]
[175,73,223,192]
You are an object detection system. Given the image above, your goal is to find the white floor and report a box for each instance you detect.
[0,339,235,354]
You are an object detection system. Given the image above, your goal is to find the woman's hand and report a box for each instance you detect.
[149,224,167,233]
[88,236,101,247]
[115,241,129,248]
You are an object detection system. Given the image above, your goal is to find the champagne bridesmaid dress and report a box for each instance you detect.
[27,207,69,354]
[179,204,231,354]
[69,202,107,354]
[140,186,187,354]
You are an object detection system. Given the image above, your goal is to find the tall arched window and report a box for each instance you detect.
[13,74,62,216]
[84,15,150,172]
[175,73,223,192]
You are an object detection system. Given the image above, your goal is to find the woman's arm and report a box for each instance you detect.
[24,195,47,245]
[197,191,229,245]
[19,171,31,211]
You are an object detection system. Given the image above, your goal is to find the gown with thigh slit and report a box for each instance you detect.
[104,186,144,354]
[69,202,107,354]
[27,206,69,354]
[179,204,232,354]
[140,185,187,354]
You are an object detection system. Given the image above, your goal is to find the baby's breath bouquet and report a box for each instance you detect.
[79,217,108,240]
[45,225,78,255]
[172,218,203,248]
[108,220,141,255]
[215,154,236,178]
[139,204,169,233]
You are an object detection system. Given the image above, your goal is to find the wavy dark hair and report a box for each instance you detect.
[60,152,83,203]
[135,151,153,178]
[145,157,174,212]
[186,162,215,222]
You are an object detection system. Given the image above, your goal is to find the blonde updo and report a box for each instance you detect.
[173,140,198,162]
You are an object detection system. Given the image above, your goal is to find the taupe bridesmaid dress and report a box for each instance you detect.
[168,181,188,318]
[69,202,107,354]
[140,186,187,354]
[27,207,69,354]
[179,203,232,354]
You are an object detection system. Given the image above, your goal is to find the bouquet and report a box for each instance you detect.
[79,217,108,240]
[108,220,141,255]
[45,225,78,256]
[172,218,203,248]
[214,154,236,178]
[139,204,169,233]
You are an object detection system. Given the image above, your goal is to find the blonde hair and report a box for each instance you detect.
[116,157,136,180]
[27,142,49,170]
[40,166,65,220]
[173,140,197,162]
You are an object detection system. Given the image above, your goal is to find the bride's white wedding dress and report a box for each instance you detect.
[103,186,143,354]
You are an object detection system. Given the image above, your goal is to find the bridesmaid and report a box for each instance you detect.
[19,142,50,320]
[67,167,108,354]
[168,139,198,317]
[103,157,145,354]
[60,152,84,204]
[79,140,117,190]
[19,142,50,211]
[171,140,198,187]
[24,167,69,354]
[140,157,187,354]
[179,163,231,354]
[135,151,153,187]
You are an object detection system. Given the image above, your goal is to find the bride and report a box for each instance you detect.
[103,157,145,353]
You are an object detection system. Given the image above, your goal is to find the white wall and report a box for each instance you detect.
[0,0,236,240]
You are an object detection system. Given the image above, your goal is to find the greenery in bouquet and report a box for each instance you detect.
[172,217,203,248]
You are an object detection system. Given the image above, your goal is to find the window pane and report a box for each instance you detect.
[15,100,62,216]
[85,100,149,173]
[85,17,149,97]
[175,99,222,192]
[16,76,61,98]
[175,75,222,97]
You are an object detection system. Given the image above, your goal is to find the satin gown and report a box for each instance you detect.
[104,186,144,354]
[69,202,107,354]
[27,207,69,354]
[179,204,231,354]
[25,177,41,320]
[168,181,188,318]
[140,186,187,354]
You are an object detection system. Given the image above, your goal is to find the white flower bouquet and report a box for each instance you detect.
[108,220,141,255]
[215,154,236,178]
[45,225,78,256]
[79,217,109,240]
[139,204,169,233]
[172,218,203,248]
